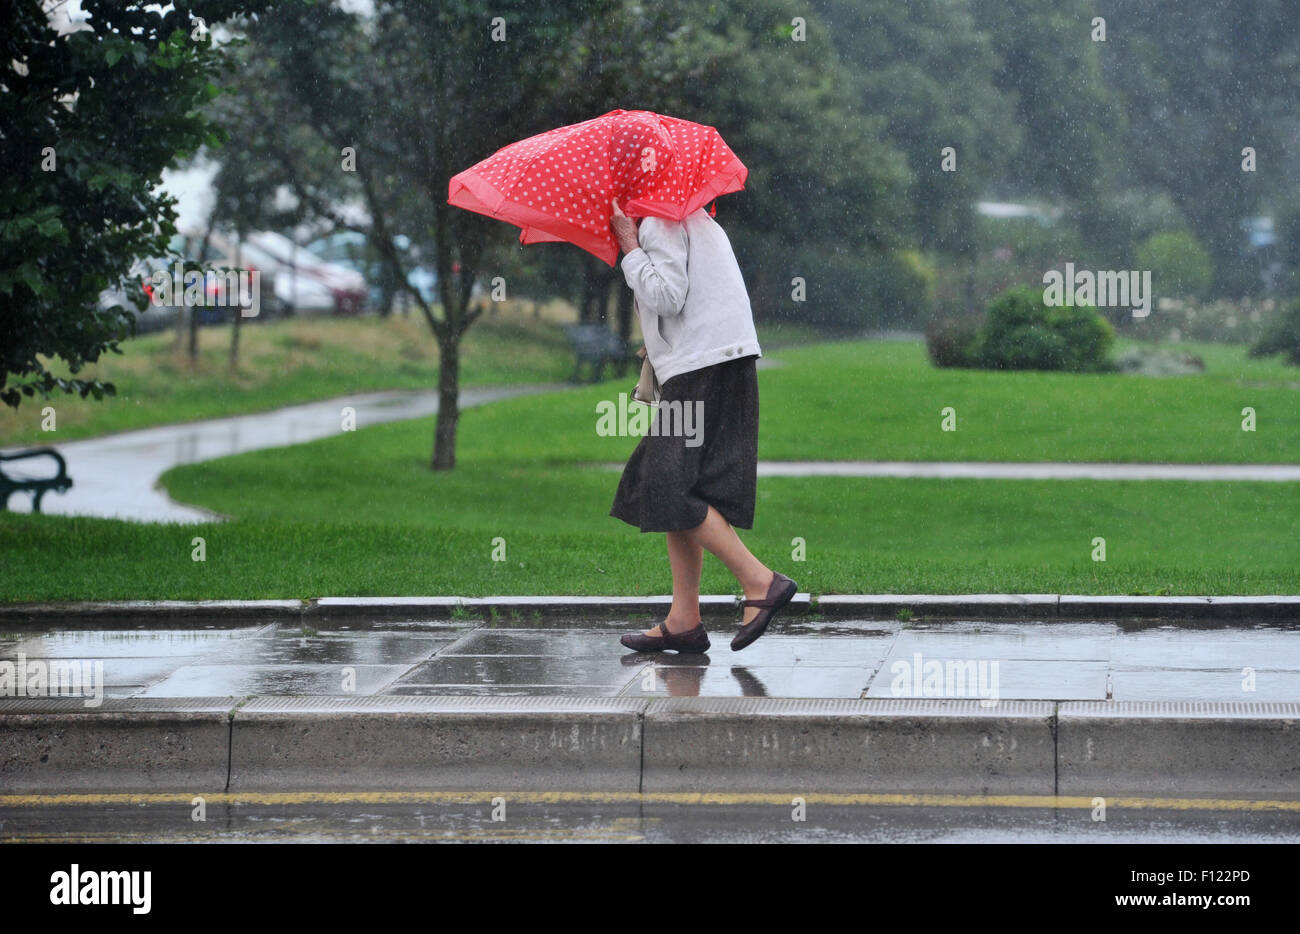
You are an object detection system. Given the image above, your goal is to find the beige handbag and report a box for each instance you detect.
[631,345,660,405]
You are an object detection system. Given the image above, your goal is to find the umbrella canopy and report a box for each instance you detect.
[447,109,747,266]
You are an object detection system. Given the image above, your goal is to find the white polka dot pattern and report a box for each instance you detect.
[447,109,748,266]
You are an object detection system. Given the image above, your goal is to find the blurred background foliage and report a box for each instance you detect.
[209,0,1300,335]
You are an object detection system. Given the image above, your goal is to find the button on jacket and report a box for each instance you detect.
[619,208,762,385]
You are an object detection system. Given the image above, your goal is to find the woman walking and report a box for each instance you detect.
[609,199,797,654]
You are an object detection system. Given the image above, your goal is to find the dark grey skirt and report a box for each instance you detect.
[610,354,759,533]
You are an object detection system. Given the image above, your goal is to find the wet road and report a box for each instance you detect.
[4,792,1300,843]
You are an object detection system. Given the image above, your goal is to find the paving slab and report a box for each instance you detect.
[894,621,1116,660]
[384,683,636,697]
[387,655,648,694]
[687,633,898,668]
[1109,668,1300,703]
[866,658,1108,701]
[439,628,634,657]
[207,624,459,666]
[135,662,413,696]
[622,664,874,698]
[1112,627,1300,670]
[4,626,266,657]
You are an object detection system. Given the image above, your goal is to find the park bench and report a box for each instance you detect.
[0,447,73,512]
[562,323,637,383]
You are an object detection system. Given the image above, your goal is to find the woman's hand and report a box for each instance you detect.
[610,199,640,254]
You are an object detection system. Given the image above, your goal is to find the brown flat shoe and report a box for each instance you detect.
[731,572,798,651]
[620,621,711,654]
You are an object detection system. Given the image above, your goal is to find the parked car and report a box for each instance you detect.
[305,230,438,311]
[235,230,367,316]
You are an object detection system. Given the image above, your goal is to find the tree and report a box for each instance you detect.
[1095,0,1300,295]
[220,0,613,469]
[968,0,1122,254]
[0,0,271,409]
[814,0,1019,261]
[627,0,914,324]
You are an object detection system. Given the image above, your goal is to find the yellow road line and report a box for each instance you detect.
[2,791,1299,811]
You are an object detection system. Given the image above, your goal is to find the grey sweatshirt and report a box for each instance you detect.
[619,208,762,384]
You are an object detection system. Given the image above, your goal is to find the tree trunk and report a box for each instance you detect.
[616,283,634,375]
[190,219,216,363]
[229,233,243,371]
[965,254,978,315]
[188,304,200,362]
[432,333,460,470]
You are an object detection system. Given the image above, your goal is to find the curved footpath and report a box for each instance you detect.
[0,383,560,523]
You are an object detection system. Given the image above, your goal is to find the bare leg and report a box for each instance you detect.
[687,505,774,624]
[642,530,704,635]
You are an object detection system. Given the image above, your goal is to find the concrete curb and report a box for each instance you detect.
[818,594,1060,619]
[0,600,305,624]
[0,698,238,794]
[3,594,1300,624]
[4,697,1300,797]
[640,697,1056,794]
[1057,701,1300,797]
[227,696,645,792]
[309,595,758,621]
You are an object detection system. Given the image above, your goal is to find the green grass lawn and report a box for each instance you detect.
[2,337,1298,601]
[442,338,1300,466]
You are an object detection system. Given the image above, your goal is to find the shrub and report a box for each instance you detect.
[974,285,1114,372]
[925,314,981,368]
[1249,296,1300,365]
[1136,231,1214,300]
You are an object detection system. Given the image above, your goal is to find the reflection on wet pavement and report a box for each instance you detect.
[2,618,1299,700]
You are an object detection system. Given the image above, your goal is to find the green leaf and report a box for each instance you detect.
[106,47,122,67]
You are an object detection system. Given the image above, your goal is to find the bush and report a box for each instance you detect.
[1136,231,1214,300]
[973,285,1114,372]
[1249,296,1300,365]
[925,314,981,367]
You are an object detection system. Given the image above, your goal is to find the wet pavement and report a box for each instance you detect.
[3,617,1300,701]
[0,384,557,523]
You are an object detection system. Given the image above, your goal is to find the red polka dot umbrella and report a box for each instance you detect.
[447,109,748,266]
